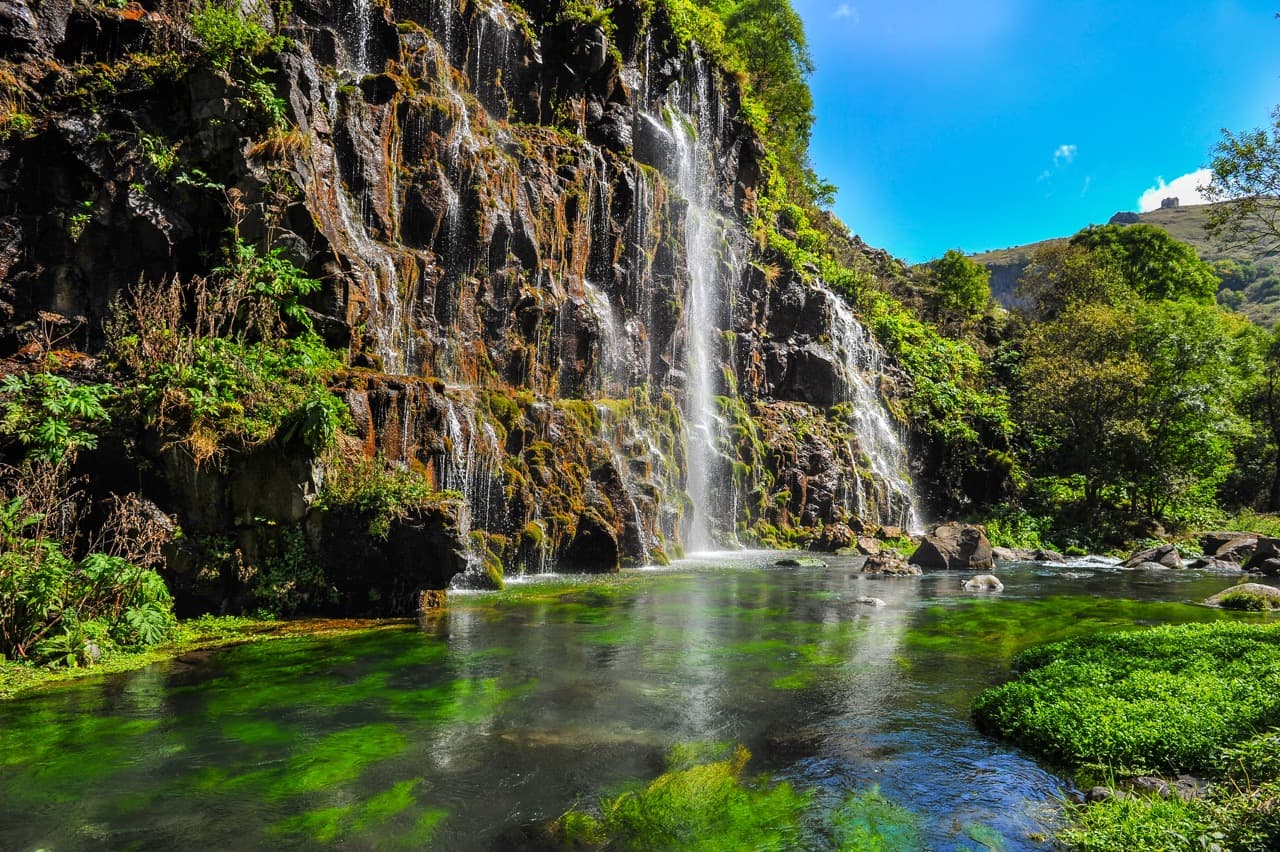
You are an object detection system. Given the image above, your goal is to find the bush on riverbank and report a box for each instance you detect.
[0,462,176,666]
[973,621,1280,850]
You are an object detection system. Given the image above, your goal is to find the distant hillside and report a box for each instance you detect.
[967,202,1280,326]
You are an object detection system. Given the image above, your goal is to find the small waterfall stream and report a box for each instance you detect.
[823,285,924,532]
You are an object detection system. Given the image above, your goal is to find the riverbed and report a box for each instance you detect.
[0,552,1269,850]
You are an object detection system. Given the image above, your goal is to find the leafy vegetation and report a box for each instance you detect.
[107,244,344,464]
[0,462,175,666]
[975,622,1280,851]
[1,371,111,462]
[318,450,459,540]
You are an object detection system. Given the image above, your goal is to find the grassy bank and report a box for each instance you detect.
[0,615,408,700]
[973,621,1280,850]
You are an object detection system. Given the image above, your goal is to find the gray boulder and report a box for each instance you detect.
[909,523,994,570]
[1121,544,1182,570]
[1201,531,1254,555]
[1214,537,1258,564]
[992,546,1065,563]
[861,553,922,576]
[1204,583,1280,609]
[1244,538,1280,573]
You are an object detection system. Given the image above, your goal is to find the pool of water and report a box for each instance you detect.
[0,552,1271,850]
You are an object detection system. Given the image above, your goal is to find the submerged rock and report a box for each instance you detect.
[860,553,921,576]
[992,546,1065,563]
[963,574,1004,592]
[774,556,827,568]
[855,596,886,607]
[908,523,994,570]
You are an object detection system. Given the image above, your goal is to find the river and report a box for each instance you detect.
[0,552,1268,850]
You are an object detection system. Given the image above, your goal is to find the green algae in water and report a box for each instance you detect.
[269,779,447,845]
[905,595,1243,665]
[560,744,931,851]
[827,786,925,851]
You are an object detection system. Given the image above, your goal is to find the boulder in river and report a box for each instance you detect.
[1243,538,1280,573]
[1213,537,1257,565]
[963,574,1004,592]
[1120,544,1182,570]
[992,546,1065,563]
[1200,531,1254,555]
[1186,557,1244,573]
[1204,583,1280,610]
[861,553,922,576]
[855,596,886,607]
[908,523,994,570]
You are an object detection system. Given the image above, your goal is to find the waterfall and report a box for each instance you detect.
[663,61,742,552]
[822,285,924,532]
[442,395,506,589]
[350,0,375,75]
[582,280,627,396]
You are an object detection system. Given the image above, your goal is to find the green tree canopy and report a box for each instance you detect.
[1070,224,1219,303]
[1204,105,1280,252]
[928,249,992,320]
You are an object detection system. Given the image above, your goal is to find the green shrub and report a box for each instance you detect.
[974,622,1280,776]
[318,453,457,539]
[108,251,344,464]
[252,528,334,616]
[0,468,175,665]
[1216,590,1280,612]
[1,371,111,462]
[189,1,278,69]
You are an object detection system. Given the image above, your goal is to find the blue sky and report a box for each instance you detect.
[791,0,1280,263]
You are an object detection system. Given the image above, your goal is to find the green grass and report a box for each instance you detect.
[974,621,1280,775]
[974,621,1280,850]
[0,615,405,699]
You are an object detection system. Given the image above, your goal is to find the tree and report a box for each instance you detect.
[1016,242,1127,319]
[928,249,991,321]
[1018,300,1147,505]
[1203,106,1280,252]
[1071,224,1218,304]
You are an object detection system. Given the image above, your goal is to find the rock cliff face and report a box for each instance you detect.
[0,0,922,611]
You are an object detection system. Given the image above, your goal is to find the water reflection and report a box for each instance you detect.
[0,554,1271,850]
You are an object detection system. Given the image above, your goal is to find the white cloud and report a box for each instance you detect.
[1137,168,1213,212]
[1081,175,1092,196]
[1036,169,1052,183]
[1053,144,1077,167]
[833,3,859,22]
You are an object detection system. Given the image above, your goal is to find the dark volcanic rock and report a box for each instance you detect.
[1121,544,1182,570]
[909,523,994,570]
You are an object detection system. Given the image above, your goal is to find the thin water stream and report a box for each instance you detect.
[0,555,1269,850]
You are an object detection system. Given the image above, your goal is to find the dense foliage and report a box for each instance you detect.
[0,464,176,665]
[974,622,1280,851]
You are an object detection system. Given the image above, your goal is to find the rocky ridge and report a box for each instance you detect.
[0,0,924,613]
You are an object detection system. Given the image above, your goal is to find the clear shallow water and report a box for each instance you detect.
[0,552,1271,850]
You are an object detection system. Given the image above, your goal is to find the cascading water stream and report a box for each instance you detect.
[350,0,375,75]
[822,285,924,532]
[663,61,743,552]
